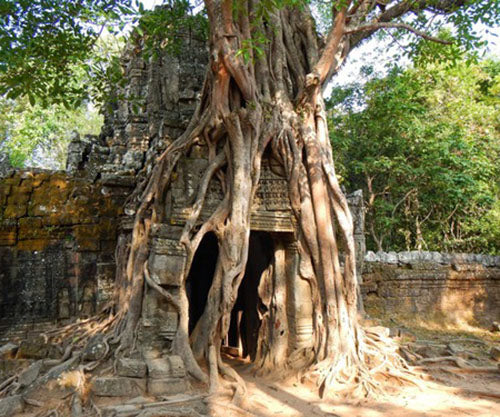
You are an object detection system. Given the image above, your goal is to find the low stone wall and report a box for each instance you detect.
[361,251,500,325]
[0,170,131,325]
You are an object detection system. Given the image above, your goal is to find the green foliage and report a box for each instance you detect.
[0,0,137,107]
[329,53,500,254]
[0,96,102,169]
[135,1,208,61]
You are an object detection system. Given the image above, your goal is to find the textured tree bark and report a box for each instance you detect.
[111,0,419,399]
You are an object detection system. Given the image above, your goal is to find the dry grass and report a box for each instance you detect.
[363,306,500,346]
[57,369,90,400]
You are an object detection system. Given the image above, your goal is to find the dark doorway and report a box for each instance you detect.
[186,232,218,334]
[227,231,274,361]
[186,231,274,361]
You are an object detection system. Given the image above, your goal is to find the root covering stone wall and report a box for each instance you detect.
[361,251,500,324]
[0,170,131,324]
[1,28,498,337]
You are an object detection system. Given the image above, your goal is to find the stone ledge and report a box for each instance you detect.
[364,250,500,268]
[117,358,147,378]
[92,377,146,397]
[147,377,189,396]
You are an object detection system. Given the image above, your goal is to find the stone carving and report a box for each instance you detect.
[67,31,208,184]
[251,162,295,232]
[170,158,295,232]
[148,225,186,287]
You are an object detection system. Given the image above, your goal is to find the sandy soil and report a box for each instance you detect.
[212,359,500,417]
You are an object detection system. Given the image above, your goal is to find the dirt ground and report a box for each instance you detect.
[211,318,500,417]
[218,361,499,417]
[9,318,500,417]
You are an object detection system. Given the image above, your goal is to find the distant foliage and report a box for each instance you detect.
[329,51,500,254]
[0,0,138,107]
[0,96,102,169]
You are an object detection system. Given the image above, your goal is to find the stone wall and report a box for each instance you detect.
[67,31,208,183]
[361,250,500,324]
[0,170,131,325]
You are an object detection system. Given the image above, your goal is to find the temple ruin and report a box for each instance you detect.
[0,27,498,368]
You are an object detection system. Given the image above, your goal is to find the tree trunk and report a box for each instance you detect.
[111,1,416,399]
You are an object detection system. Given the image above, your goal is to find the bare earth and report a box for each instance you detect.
[13,320,500,417]
[221,361,499,417]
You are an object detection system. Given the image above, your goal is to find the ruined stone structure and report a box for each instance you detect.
[1,26,498,357]
[0,170,129,340]
[0,30,370,360]
[362,251,500,325]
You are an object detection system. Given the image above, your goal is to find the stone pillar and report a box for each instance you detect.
[284,238,313,351]
[347,189,366,279]
[141,224,185,352]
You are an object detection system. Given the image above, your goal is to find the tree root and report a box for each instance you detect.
[416,365,499,375]
[312,329,425,400]
[417,356,474,368]
[24,397,44,407]
[205,398,258,417]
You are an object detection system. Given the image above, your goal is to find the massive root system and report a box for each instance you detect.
[104,1,420,399]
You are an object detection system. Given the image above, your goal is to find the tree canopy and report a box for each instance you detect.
[0,96,102,168]
[329,47,500,254]
[0,0,139,107]
[1,0,499,107]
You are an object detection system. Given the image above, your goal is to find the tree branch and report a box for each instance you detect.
[345,22,452,44]
[348,0,467,50]
[313,2,351,85]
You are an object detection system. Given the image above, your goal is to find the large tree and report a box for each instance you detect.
[110,0,499,399]
[1,0,499,402]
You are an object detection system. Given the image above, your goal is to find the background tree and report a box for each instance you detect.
[0,0,138,107]
[0,96,102,168]
[0,1,133,168]
[329,50,500,254]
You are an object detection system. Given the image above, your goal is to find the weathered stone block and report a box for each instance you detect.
[0,184,10,206]
[398,251,412,264]
[0,343,18,358]
[92,377,146,397]
[4,200,28,218]
[117,358,147,378]
[146,356,186,379]
[17,239,53,251]
[490,346,500,362]
[18,360,42,387]
[18,218,43,240]
[3,176,21,186]
[82,335,107,362]
[150,224,183,239]
[0,221,17,246]
[146,358,171,379]
[147,377,189,396]
[0,359,31,379]
[148,252,185,286]
[17,337,48,359]
[167,355,186,378]
[0,395,24,416]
